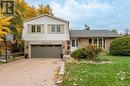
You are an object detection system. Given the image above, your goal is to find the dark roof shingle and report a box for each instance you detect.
[70,30,121,37]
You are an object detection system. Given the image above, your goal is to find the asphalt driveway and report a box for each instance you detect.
[0,58,63,86]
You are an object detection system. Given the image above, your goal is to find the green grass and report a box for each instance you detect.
[0,61,5,64]
[62,55,130,86]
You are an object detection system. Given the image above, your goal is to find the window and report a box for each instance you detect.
[89,38,92,44]
[72,39,78,47]
[72,40,75,47]
[99,38,102,48]
[37,25,41,32]
[31,25,35,33]
[51,25,61,32]
[103,39,105,49]
[87,38,104,49]
[97,38,104,49]
[31,25,41,33]
[51,25,55,32]
[94,38,97,45]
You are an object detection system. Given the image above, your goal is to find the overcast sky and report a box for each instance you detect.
[25,0,130,33]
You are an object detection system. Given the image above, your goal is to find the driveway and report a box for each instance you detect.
[0,58,63,86]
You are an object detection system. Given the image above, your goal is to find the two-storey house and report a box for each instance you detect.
[22,14,70,58]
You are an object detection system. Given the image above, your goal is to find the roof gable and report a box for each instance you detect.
[24,14,69,23]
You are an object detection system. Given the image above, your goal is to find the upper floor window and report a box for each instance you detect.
[31,25,35,33]
[51,25,55,32]
[37,25,41,32]
[51,25,61,33]
[31,25,41,33]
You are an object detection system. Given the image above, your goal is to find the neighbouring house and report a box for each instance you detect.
[22,14,121,58]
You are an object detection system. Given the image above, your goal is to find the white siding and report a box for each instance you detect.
[22,16,70,41]
[71,47,78,52]
[70,38,78,52]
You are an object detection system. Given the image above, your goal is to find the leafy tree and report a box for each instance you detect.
[124,29,129,36]
[12,0,37,40]
[12,0,36,39]
[12,0,26,40]
[0,10,12,41]
[37,4,53,16]
[22,4,37,20]
[110,36,130,56]
[10,0,37,52]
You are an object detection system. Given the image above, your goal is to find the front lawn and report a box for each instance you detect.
[62,55,130,86]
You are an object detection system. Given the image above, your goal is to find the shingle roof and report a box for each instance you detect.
[70,30,122,38]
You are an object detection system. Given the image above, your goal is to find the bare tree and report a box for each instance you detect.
[111,29,117,32]
[85,24,90,30]
[124,29,129,36]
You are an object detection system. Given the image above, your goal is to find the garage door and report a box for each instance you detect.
[31,45,62,58]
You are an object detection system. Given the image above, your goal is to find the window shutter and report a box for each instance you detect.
[60,25,64,34]
[41,24,44,33]
[47,25,51,33]
[27,25,31,33]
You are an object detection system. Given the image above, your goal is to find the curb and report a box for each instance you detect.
[56,62,65,85]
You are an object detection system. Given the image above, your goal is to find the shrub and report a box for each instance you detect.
[0,48,4,56]
[0,49,2,55]
[85,45,101,60]
[71,45,101,60]
[12,52,24,57]
[109,36,130,56]
[71,48,86,60]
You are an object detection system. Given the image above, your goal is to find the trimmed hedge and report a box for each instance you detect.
[109,36,130,56]
[71,45,101,60]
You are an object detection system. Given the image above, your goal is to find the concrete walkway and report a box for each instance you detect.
[0,58,63,86]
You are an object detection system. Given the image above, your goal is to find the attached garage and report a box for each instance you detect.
[31,45,62,58]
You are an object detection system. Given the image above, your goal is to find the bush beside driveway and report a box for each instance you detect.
[0,55,24,63]
[0,61,4,64]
